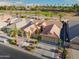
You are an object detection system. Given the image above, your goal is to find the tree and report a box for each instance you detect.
[26,31,31,40]
[10,24,18,45]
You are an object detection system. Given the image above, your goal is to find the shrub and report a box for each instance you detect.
[7,39,17,45]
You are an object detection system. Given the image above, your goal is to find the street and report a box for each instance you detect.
[0,44,41,59]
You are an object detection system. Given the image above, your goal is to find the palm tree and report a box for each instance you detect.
[10,24,18,45]
[26,31,31,40]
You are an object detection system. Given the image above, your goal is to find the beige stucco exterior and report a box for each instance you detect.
[41,35,58,43]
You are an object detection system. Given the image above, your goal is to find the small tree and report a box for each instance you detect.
[26,31,31,40]
[9,24,18,45]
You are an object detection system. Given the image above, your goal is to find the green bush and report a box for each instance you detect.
[31,35,41,42]
[7,39,17,45]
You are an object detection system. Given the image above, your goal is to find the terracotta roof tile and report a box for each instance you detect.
[41,24,53,34]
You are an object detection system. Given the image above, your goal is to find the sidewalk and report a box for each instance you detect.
[32,42,57,59]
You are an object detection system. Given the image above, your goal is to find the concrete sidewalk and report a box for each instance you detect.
[32,42,57,59]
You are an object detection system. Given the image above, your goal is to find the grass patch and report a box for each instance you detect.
[0,10,65,17]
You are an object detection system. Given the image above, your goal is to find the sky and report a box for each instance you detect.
[0,0,79,6]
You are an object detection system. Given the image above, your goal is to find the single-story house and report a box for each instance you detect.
[6,19,30,29]
[0,14,12,22]
[9,18,22,24]
[21,20,42,35]
[40,20,63,42]
[41,19,79,43]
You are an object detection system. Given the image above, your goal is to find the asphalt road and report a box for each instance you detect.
[0,44,41,59]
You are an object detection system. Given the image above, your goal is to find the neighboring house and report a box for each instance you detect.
[41,20,55,30]
[41,21,49,29]
[40,20,63,42]
[23,24,37,34]
[6,19,30,29]
[6,19,42,40]
[10,18,22,24]
[15,19,29,29]
[41,20,79,43]
[50,20,63,38]
[21,20,42,35]
[0,14,12,22]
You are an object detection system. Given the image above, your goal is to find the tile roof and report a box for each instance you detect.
[41,24,53,34]
[0,14,12,22]
[54,20,63,29]
[7,19,30,29]
[23,24,37,34]
[21,21,33,30]
[41,20,63,39]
